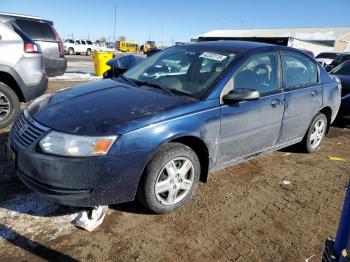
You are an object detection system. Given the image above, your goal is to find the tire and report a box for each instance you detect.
[301,113,328,153]
[137,142,200,214]
[86,49,91,56]
[0,82,20,129]
[68,48,74,55]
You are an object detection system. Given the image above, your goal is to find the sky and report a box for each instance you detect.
[1,0,350,46]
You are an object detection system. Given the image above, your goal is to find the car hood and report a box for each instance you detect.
[27,79,194,136]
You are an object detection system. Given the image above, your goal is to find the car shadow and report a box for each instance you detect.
[110,201,155,215]
[278,144,305,154]
[0,224,77,261]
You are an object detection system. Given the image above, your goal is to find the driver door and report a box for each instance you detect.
[217,52,285,165]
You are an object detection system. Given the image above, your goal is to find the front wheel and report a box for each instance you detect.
[68,48,74,55]
[302,113,328,153]
[137,143,200,214]
[0,82,20,128]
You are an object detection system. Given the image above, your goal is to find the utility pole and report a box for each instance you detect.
[113,1,117,44]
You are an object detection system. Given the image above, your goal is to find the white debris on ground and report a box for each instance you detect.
[0,193,77,244]
[71,206,109,232]
[280,180,291,186]
[49,72,102,81]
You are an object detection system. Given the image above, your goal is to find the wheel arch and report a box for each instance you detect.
[0,70,24,102]
[170,136,210,183]
[139,134,210,187]
[319,106,332,133]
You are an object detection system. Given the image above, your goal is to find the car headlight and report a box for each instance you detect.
[39,131,118,157]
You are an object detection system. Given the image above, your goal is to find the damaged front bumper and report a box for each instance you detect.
[7,130,148,207]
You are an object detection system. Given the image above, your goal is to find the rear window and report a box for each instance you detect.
[15,19,56,41]
[87,40,92,45]
[316,53,339,59]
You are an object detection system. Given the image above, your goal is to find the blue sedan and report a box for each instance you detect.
[8,41,341,213]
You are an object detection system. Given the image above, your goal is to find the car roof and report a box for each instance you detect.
[182,40,303,54]
[0,12,53,25]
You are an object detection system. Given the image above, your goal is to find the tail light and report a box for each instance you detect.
[24,43,40,53]
[12,25,41,54]
[52,26,64,57]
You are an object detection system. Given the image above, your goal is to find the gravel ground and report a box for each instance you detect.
[0,80,349,261]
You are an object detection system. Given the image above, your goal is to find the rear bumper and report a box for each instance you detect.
[22,74,48,102]
[44,56,67,77]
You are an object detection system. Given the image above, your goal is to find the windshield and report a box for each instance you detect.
[123,46,237,98]
[332,60,350,75]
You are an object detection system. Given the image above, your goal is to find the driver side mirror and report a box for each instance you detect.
[222,88,260,104]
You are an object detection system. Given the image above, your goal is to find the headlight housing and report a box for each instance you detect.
[39,131,118,157]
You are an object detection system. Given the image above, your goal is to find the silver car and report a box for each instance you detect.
[0,13,67,77]
[0,16,47,128]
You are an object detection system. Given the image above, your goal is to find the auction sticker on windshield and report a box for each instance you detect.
[199,52,227,61]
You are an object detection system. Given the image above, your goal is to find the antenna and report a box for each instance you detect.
[113,1,117,43]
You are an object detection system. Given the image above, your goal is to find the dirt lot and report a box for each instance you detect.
[0,80,349,262]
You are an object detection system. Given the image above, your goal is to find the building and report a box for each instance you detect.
[193,27,350,55]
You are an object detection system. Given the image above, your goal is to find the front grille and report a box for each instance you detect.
[12,111,48,147]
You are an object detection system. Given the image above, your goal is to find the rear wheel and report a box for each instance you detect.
[0,82,20,128]
[68,48,74,55]
[86,49,92,56]
[137,143,200,214]
[302,113,327,153]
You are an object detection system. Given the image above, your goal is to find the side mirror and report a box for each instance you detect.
[222,88,260,104]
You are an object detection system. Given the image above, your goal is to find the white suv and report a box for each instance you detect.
[64,39,94,56]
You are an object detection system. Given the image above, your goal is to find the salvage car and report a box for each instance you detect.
[316,52,340,68]
[103,55,146,79]
[326,53,350,72]
[330,60,350,122]
[8,41,341,214]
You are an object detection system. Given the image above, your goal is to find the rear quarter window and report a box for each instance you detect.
[15,19,56,41]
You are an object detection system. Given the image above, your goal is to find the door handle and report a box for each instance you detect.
[271,99,280,108]
[311,90,319,97]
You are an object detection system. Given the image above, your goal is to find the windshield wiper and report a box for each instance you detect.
[135,80,175,96]
[119,75,138,87]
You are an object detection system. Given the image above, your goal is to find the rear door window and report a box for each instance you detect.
[282,53,318,89]
[81,40,86,45]
[14,19,56,41]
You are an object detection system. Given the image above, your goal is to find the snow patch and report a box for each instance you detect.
[49,72,102,81]
[0,193,76,244]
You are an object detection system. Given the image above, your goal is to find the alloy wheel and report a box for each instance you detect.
[0,91,11,121]
[155,157,195,206]
[309,119,326,149]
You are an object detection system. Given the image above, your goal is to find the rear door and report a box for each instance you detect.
[278,52,322,144]
[217,52,285,165]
